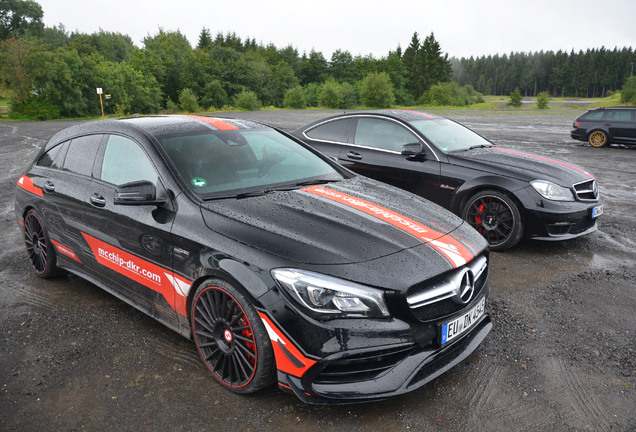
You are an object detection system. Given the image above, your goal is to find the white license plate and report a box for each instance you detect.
[440,297,486,345]
[592,204,604,218]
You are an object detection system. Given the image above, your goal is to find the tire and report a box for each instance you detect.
[462,190,523,251]
[588,130,608,148]
[191,279,276,394]
[23,209,63,278]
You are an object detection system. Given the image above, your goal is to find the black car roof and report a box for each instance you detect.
[44,115,269,151]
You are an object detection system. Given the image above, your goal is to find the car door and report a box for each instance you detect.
[31,135,103,273]
[81,134,178,323]
[338,117,442,202]
[606,109,636,143]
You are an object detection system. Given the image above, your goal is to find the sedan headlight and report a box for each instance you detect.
[271,268,390,318]
[530,180,575,201]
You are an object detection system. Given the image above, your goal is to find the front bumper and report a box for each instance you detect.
[281,313,491,404]
[516,187,602,241]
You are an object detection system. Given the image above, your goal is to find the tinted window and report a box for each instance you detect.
[353,118,418,152]
[604,110,633,122]
[306,118,352,143]
[161,129,342,197]
[101,135,158,186]
[583,111,605,121]
[63,135,102,176]
[36,142,68,169]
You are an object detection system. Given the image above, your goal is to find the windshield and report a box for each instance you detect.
[161,129,344,198]
[409,118,492,152]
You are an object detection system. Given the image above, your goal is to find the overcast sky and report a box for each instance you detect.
[35,0,636,59]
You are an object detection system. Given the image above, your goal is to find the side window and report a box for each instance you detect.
[604,110,632,122]
[583,111,605,121]
[36,141,69,169]
[101,135,158,186]
[63,135,102,176]
[306,118,352,143]
[353,118,418,152]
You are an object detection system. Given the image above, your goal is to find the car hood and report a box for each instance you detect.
[449,147,595,185]
[200,176,485,268]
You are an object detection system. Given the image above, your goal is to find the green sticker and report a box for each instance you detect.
[192,177,207,187]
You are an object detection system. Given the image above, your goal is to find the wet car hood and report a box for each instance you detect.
[200,176,484,267]
[449,147,595,185]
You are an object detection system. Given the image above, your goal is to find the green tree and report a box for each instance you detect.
[359,72,395,108]
[509,87,522,108]
[0,0,43,40]
[179,88,199,112]
[201,79,227,109]
[270,60,299,106]
[621,76,636,104]
[282,86,306,109]
[299,50,328,85]
[233,89,261,110]
[197,27,213,50]
[536,91,550,109]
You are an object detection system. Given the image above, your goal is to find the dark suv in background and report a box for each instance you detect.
[571,107,636,148]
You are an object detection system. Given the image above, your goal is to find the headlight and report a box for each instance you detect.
[271,268,390,318]
[530,180,575,201]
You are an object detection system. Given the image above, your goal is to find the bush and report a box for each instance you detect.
[234,90,261,111]
[283,86,307,109]
[508,88,523,108]
[536,91,550,109]
[620,76,636,104]
[179,88,200,112]
[201,80,228,110]
[319,79,357,109]
[418,82,480,106]
[359,72,395,108]
[9,98,61,120]
[303,82,322,107]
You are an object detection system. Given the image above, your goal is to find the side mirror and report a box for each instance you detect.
[401,142,425,160]
[114,181,167,206]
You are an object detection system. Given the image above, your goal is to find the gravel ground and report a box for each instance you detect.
[1,110,634,431]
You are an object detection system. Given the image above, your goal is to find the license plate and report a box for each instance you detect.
[592,204,604,218]
[440,297,486,345]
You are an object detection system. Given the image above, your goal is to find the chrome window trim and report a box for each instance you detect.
[303,114,441,162]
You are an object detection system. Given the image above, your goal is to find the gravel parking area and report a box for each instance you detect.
[1,110,634,431]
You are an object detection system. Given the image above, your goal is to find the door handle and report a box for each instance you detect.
[346,151,362,160]
[90,193,106,207]
[43,181,55,193]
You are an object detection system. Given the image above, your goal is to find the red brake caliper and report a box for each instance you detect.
[475,203,485,233]
[242,316,256,364]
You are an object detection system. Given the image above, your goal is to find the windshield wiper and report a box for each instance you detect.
[293,178,339,187]
[466,144,493,150]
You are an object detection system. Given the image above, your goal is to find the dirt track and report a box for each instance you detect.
[1,110,634,431]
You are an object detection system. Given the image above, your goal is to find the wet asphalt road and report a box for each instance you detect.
[1,110,634,431]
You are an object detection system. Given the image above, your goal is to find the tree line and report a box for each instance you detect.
[1,0,635,119]
[452,48,636,98]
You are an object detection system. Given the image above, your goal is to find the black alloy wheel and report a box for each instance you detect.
[462,190,523,251]
[23,209,61,278]
[191,279,275,393]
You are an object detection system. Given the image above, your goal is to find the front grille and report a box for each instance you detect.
[406,254,488,322]
[573,179,599,201]
[313,345,414,384]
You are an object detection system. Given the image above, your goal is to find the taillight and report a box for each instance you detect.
[573,121,580,128]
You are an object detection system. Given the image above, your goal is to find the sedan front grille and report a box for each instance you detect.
[406,254,488,322]
[573,179,599,201]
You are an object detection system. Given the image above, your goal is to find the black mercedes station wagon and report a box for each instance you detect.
[293,110,603,251]
[15,115,491,404]
[570,107,636,148]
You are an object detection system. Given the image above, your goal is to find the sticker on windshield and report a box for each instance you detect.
[192,177,207,187]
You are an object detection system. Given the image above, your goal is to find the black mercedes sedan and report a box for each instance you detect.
[15,115,491,404]
[292,110,603,251]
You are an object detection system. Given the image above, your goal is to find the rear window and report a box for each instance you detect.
[306,118,352,143]
[581,111,605,121]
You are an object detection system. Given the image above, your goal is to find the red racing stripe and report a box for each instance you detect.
[50,239,81,263]
[81,232,192,316]
[176,115,239,130]
[492,147,594,179]
[259,312,317,378]
[17,175,43,197]
[302,186,474,268]
[396,109,435,118]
